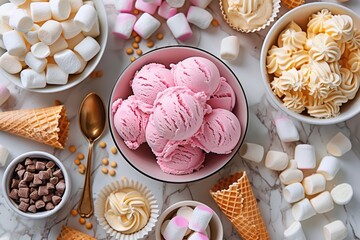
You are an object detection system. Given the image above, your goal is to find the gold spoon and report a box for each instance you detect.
[77,92,106,218]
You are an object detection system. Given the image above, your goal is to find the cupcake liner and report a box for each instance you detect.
[95,178,159,240]
[219,0,281,33]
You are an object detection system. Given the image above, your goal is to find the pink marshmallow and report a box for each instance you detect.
[163,216,189,240]
[143,0,162,6]
[115,0,134,13]
[188,205,214,233]
[188,232,209,240]
[134,13,160,39]
[0,83,10,106]
[190,0,212,8]
[167,13,192,41]
[158,1,177,19]
[112,13,137,39]
[135,0,157,14]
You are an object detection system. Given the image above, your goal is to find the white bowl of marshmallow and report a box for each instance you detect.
[0,0,107,93]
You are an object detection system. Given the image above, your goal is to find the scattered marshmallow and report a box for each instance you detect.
[0,83,11,106]
[190,0,212,8]
[20,69,46,88]
[220,36,240,61]
[284,221,306,240]
[303,174,326,195]
[66,33,85,49]
[3,30,27,57]
[134,13,161,39]
[25,52,47,72]
[167,13,192,41]
[323,220,348,240]
[74,36,100,61]
[187,6,213,30]
[70,0,83,13]
[49,36,68,56]
[310,191,334,214]
[166,0,185,8]
[0,52,22,74]
[239,142,264,163]
[188,232,209,240]
[283,182,305,203]
[30,2,52,23]
[46,63,68,85]
[292,198,316,221]
[295,144,316,169]
[265,150,288,171]
[74,4,97,32]
[317,156,340,181]
[9,9,33,33]
[0,144,9,167]
[113,13,137,39]
[135,0,157,14]
[61,19,82,39]
[163,216,189,240]
[54,49,82,74]
[280,169,303,185]
[83,1,94,7]
[38,20,62,45]
[9,0,26,7]
[115,0,134,13]
[83,17,100,37]
[0,21,12,41]
[188,205,214,233]
[0,3,17,25]
[24,24,40,45]
[326,132,351,157]
[31,42,50,59]
[330,183,353,205]
[50,0,71,21]
[287,159,297,169]
[158,1,177,19]
[275,117,299,142]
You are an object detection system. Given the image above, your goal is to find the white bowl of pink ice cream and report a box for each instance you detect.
[109,46,248,183]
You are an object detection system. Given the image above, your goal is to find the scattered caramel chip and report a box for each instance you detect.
[132,42,139,49]
[71,209,78,216]
[211,19,219,27]
[69,145,76,153]
[111,147,117,154]
[79,217,86,224]
[74,159,81,165]
[79,164,85,170]
[146,40,154,48]
[99,141,107,148]
[77,153,84,160]
[130,56,136,62]
[126,48,134,55]
[78,168,85,174]
[136,49,143,56]
[85,222,93,229]
[134,36,141,43]
[110,161,117,168]
[90,71,97,78]
[109,169,116,176]
[131,31,138,38]
[101,167,108,174]
[96,70,103,78]
[102,158,109,165]
[156,33,164,40]
[133,9,139,15]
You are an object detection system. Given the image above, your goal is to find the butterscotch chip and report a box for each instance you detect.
[101,167,108,174]
[110,161,117,168]
[69,145,76,153]
[85,222,93,229]
[126,48,134,55]
[79,217,86,224]
[134,36,141,43]
[96,70,103,78]
[111,147,117,154]
[211,19,219,27]
[132,42,139,49]
[78,168,85,174]
[156,33,164,40]
[74,159,81,165]
[71,209,78,216]
[133,9,139,15]
[130,56,136,62]
[109,169,116,176]
[131,31,138,38]
[102,158,109,165]
[90,71,97,78]
[146,40,154,48]
[79,164,85,170]
[136,49,143,56]
[99,141,107,148]
[77,153,84,160]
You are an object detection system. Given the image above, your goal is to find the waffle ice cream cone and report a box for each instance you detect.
[57,226,95,240]
[210,171,269,240]
[282,0,305,9]
[0,105,69,149]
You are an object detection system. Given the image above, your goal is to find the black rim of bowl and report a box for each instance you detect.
[108,45,249,184]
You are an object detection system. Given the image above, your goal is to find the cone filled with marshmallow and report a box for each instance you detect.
[210,171,269,240]
[0,105,69,149]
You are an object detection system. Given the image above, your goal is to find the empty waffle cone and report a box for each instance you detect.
[0,105,69,149]
[57,226,95,240]
[210,171,269,240]
[282,0,305,9]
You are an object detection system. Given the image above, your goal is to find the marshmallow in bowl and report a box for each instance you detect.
[0,52,22,74]
[46,64,68,85]
[61,19,82,39]
[326,132,352,157]
[163,216,189,240]
[188,205,214,233]
[24,24,40,45]
[186,6,213,30]
[70,0,83,13]
[113,13,137,39]
[25,52,47,72]
[38,20,62,45]
[31,42,51,59]
[3,30,27,57]
[74,4,97,32]
[167,13,193,41]
[50,0,71,21]
[9,9,33,33]
[54,49,82,74]
[20,69,46,88]
[188,232,209,240]
[220,36,240,61]
[83,16,100,37]
[134,13,161,39]
[0,3,17,24]
[74,36,100,61]
[49,36,68,56]
[67,33,85,49]
[0,144,9,167]
[30,2,52,23]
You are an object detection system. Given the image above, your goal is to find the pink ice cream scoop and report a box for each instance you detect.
[112,95,152,150]
[132,63,175,105]
[171,57,221,96]
[157,144,205,175]
[194,108,241,154]
[207,78,236,111]
[153,86,210,141]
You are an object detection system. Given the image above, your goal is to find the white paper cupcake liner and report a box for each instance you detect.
[219,0,281,33]
[95,178,159,240]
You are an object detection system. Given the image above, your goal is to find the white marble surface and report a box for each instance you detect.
[1,0,360,239]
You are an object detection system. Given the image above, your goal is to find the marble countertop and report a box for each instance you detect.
[1,0,360,239]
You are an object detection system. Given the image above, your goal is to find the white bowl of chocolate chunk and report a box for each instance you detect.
[2,151,71,219]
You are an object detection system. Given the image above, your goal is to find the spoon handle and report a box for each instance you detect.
[78,141,94,218]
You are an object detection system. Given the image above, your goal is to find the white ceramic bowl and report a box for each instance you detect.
[155,200,223,240]
[2,151,71,219]
[0,0,108,93]
[260,3,360,125]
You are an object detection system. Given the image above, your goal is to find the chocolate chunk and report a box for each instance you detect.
[23,172,34,182]
[46,161,55,169]
[49,177,59,185]
[9,189,19,200]
[33,174,42,185]
[18,201,29,212]
[35,161,46,170]
[29,182,36,188]
[30,190,40,200]
[39,171,49,180]
[11,179,20,189]
[42,194,53,203]
[15,163,24,171]
[28,205,36,213]
[52,169,63,179]
[18,180,28,188]
[46,182,55,190]
[52,195,61,205]
[17,169,25,178]
[26,164,36,173]
[38,185,49,196]
[45,202,54,211]
[47,168,53,178]
[55,182,65,194]
[20,198,30,203]
[35,200,45,209]
[55,191,62,197]
[18,188,29,198]
[29,199,35,205]
[24,158,33,166]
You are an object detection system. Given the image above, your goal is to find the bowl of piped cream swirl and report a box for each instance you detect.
[260,3,360,125]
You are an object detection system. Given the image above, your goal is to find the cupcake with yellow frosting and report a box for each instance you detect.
[95,178,159,240]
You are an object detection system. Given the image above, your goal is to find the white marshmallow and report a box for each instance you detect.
[330,183,353,205]
[283,182,305,203]
[83,17,100,38]
[9,9,33,33]
[317,156,340,181]
[323,220,348,240]
[112,13,137,39]
[134,13,161,40]
[74,4,97,32]
[66,33,85,49]
[9,0,26,7]
[3,30,27,57]
[24,24,40,45]
[50,0,71,21]
[239,142,264,163]
[187,6,213,30]
[70,0,83,13]
[292,198,316,221]
[0,3,17,24]
[295,144,316,169]
[30,2,51,22]
[74,53,87,73]
[310,191,334,214]
[327,132,352,157]
[163,216,189,240]
[176,206,193,236]
[220,36,240,61]
[135,0,157,14]
[280,169,303,185]
[158,1,177,19]
[265,150,289,171]
[0,19,13,42]
[303,174,326,195]
[54,49,82,74]
[31,42,50,59]
[188,232,209,240]
[275,117,299,142]
[115,0,134,13]
[284,221,306,240]
[166,0,185,8]
[0,144,9,167]
[46,63,68,85]
[160,219,170,236]
[188,205,214,232]
[0,83,11,106]
[83,1,94,7]
[167,13,193,41]
[190,0,212,8]
[49,36,68,56]
[20,69,46,88]
[0,52,22,74]
[38,20,62,45]
[74,36,100,61]
[25,52,47,72]
[287,159,298,169]
[0,39,4,49]
[61,19,82,39]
